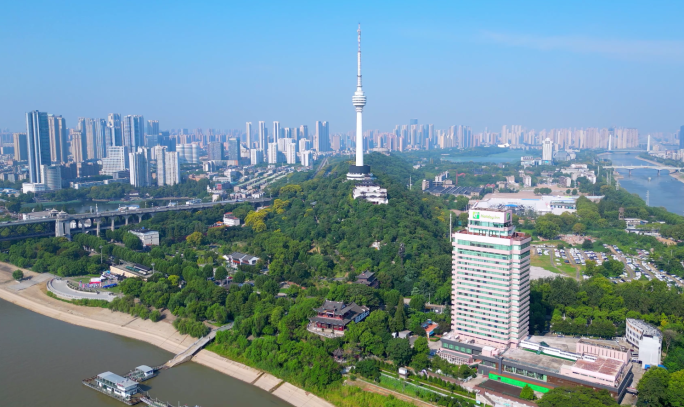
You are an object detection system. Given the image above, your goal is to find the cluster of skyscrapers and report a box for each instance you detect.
[17,111,181,192]
[244,120,328,166]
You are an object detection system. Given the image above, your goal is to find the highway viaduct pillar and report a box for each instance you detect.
[137,214,143,223]
[124,215,130,225]
[111,218,115,231]
[55,219,71,240]
[95,218,101,236]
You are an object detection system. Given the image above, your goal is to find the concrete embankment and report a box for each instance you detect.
[0,264,334,407]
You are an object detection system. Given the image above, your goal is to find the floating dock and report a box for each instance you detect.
[83,372,142,405]
[141,395,201,407]
[125,365,163,382]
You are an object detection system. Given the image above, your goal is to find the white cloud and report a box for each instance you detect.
[482,31,684,61]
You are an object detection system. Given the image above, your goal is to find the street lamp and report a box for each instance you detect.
[151,262,155,273]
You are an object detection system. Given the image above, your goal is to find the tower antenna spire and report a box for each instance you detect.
[357,23,362,88]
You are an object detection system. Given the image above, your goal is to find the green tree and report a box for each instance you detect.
[637,367,670,407]
[354,359,380,382]
[668,370,684,407]
[413,337,430,355]
[458,212,469,226]
[572,223,586,235]
[12,269,23,280]
[386,338,413,366]
[411,353,430,371]
[123,233,142,250]
[186,231,205,247]
[538,386,618,407]
[664,347,684,372]
[536,220,560,239]
[214,266,228,281]
[582,239,593,250]
[389,300,406,332]
[409,295,426,312]
[520,384,537,400]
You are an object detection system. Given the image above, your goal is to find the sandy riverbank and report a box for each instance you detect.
[0,264,333,407]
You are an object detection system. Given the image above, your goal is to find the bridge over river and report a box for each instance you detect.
[604,165,684,176]
[0,198,271,241]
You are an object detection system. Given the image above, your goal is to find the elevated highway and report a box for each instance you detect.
[0,198,271,240]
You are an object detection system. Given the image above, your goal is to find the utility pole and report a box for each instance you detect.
[449,212,452,238]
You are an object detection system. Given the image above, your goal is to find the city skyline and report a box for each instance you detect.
[2,1,684,133]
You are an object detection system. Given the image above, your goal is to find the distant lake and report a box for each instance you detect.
[441,149,531,164]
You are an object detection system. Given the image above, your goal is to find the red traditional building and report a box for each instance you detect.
[309,300,370,336]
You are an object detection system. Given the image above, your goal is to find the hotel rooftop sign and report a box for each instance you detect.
[470,210,510,222]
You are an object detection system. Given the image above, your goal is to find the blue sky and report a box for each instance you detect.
[1,0,683,134]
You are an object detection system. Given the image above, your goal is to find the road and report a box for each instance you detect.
[47,278,118,302]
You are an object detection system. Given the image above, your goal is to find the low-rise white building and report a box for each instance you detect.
[626,318,662,366]
[22,182,48,194]
[223,213,241,226]
[352,182,388,205]
[129,229,160,246]
[224,252,260,269]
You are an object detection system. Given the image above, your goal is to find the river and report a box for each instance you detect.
[442,149,530,163]
[605,153,684,215]
[0,298,289,407]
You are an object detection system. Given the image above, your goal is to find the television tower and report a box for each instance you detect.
[347,24,370,181]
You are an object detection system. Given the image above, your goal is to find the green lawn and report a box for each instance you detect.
[531,252,579,278]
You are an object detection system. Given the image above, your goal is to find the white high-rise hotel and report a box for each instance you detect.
[450,209,531,349]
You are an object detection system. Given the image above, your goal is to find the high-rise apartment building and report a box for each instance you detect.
[267,142,278,164]
[26,110,51,183]
[13,133,28,161]
[40,165,62,190]
[680,126,684,150]
[298,139,310,153]
[207,142,224,161]
[101,146,130,175]
[123,115,145,149]
[147,120,159,138]
[245,122,252,148]
[285,140,297,164]
[177,144,199,164]
[226,138,239,161]
[258,121,266,150]
[85,118,106,159]
[47,114,67,164]
[273,121,281,144]
[450,208,531,349]
[299,125,308,141]
[107,113,122,148]
[129,148,151,187]
[314,121,330,152]
[163,151,180,186]
[70,130,86,163]
[542,138,553,163]
[250,149,263,165]
[155,147,180,186]
[300,150,312,167]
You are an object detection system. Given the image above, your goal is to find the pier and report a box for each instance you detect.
[83,324,230,405]
[165,324,231,368]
